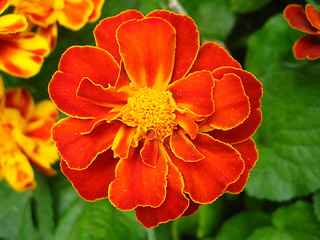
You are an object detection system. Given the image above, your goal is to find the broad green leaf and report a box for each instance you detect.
[230,0,273,14]
[313,190,320,223]
[213,210,271,240]
[248,201,320,240]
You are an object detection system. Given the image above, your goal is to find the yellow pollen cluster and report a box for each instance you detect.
[121,87,177,140]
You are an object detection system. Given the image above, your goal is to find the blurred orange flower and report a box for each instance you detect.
[49,10,262,228]
[0,76,59,191]
[284,4,320,60]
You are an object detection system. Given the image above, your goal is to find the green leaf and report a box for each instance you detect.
[248,201,320,240]
[313,190,320,223]
[213,210,271,240]
[230,0,273,14]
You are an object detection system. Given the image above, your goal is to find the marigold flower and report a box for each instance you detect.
[0,76,59,191]
[49,10,262,228]
[284,4,320,60]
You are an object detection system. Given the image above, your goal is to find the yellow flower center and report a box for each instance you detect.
[121,87,177,140]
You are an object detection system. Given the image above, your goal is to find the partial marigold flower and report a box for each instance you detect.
[0,76,59,191]
[49,10,263,228]
[284,4,320,60]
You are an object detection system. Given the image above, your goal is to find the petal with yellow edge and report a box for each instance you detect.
[147,10,200,82]
[135,161,189,228]
[0,14,28,34]
[88,0,104,22]
[306,4,320,30]
[168,70,214,116]
[208,73,250,130]
[37,23,58,52]
[0,0,9,14]
[0,33,49,78]
[190,42,241,73]
[5,88,34,119]
[293,34,320,60]
[140,138,159,167]
[175,111,203,139]
[61,150,119,201]
[52,117,121,169]
[108,144,168,210]
[94,10,144,63]
[58,0,93,30]
[112,125,136,159]
[171,133,244,204]
[226,138,258,193]
[49,46,119,118]
[116,17,176,90]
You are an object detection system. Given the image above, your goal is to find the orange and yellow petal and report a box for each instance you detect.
[305,4,320,30]
[49,46,119,117]
[147,10,200,82]
[207,73,250,130]
[61,150,118,201]
[0,14,28,34]
[88,0,104,22]
[168,70,214,116]
[0,33,49,78]
[170,133,244,204]
[293,34,320,60]
[174,111,203,139]
[111,125,136,159]
[58,0,93,30]
[108,144,168,210]
[135,161,189,228]
[226,138,258,193]
[116,17,176,90]
[190,42,241,73]
[5,87,35,120]
[52,117,121,169]
[37,23,58,52]
[284,4,318,34]
[0,0,9,14]
[94,10,144,63]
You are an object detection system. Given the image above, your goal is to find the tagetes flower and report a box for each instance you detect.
[49,10,262,228]
[284,4,320,60]
[0,76,59,191]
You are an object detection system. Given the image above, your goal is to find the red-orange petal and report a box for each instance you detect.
[190,42,241,73]
[140,139,159,167]
[52,117,121,169]
[135,161,189,228]
[208,73,250,130]
[49,46,119,118]
[61,150,119,201]
[108,144,168,210]
[147,10,200,82]
[116,17,176,90]
[115,61,131,90]
[175,111,203,139]
[293,34,320,60]
[0,0,8,14]
[5,87,34,120]
[305,4,320,30]
[170,133,244,204]
[170,129,204,162]
[182,196,200,217]
[77,77,129,107]
[112,125,136,159]
[94,10,144,63]
[284,4,318,34]
[226,138,258,193]
[168,70,214,116]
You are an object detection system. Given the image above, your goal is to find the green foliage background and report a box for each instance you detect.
[1,0,320,239]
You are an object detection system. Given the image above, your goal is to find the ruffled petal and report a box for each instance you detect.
[49,46,119,118]
[112,125,136,159]
[170,133,244,204]
[305,4,320,30]
[94,10,144,63]
[0,14,28,34]
[116,17,176,90]
[147,10,200,82]
[284,4,318,34]
[168,70,214,116]
[108,144,168,210]
[175,111,203,139]
[182,196,200,217]
[61,150,119,201]
[52,117,121,169]
[207,73,250,130]
[77,77,129,107]
[0,33,49,78]
[190,42,241,73]
[135,161,189,228]
[37,23,58,52]
[140,139,159,167]
[58,0,94,30]
[5,87,34,120]
[226,138,258,193]
[170,129,204,162]
[293,34,320,60]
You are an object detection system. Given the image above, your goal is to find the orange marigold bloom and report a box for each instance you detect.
[49,10,263,228]
[284,4,320,60]
[0,76,59,191]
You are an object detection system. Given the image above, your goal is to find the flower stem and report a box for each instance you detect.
[147,228,156,240]
[167,0,188,15]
